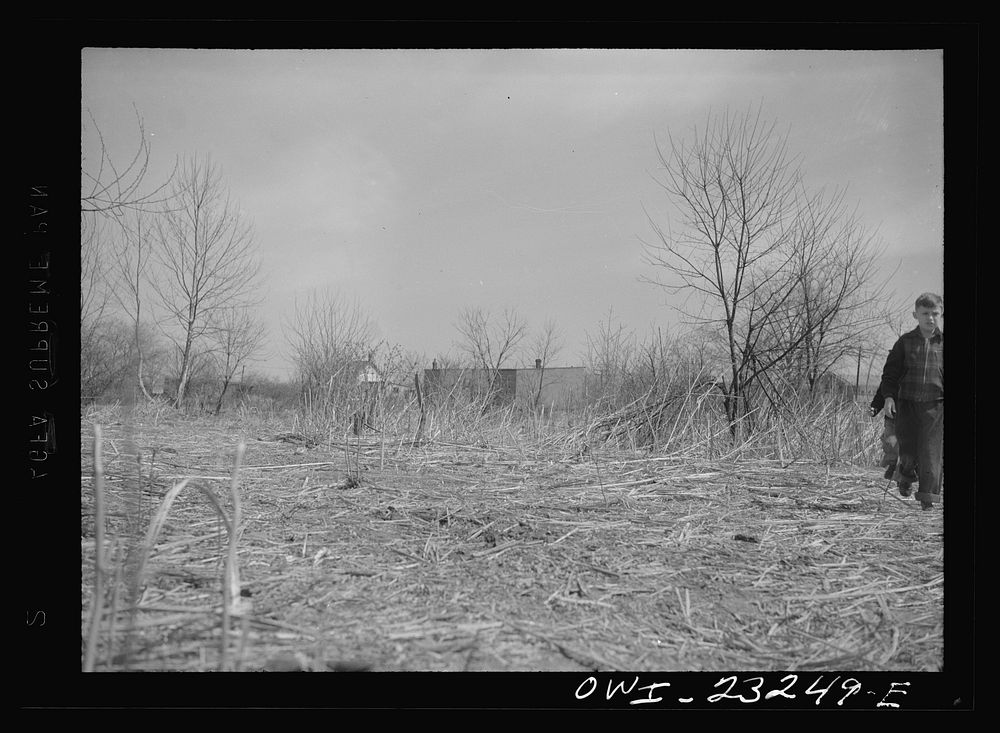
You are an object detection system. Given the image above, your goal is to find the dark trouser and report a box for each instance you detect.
[895,399,944,503]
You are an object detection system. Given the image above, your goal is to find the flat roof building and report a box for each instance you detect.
[423,361,587,407]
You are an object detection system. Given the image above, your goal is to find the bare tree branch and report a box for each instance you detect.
[81,214,112,383]
[81,106,178,219]
[454,307,528,400]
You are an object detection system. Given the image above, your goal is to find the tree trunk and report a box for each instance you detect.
[173,340,194,409]
[534,366,546,409]
[172,315,198,408]
[214,376,232,415]
[134,320,153,402]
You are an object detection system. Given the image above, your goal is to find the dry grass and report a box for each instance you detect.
[80,408,943,673]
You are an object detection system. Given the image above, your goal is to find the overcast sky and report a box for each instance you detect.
[81,48,944,380]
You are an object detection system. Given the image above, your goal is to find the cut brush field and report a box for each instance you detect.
[80,404,943,673]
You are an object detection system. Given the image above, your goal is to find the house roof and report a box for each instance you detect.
[426,365,586,373]
[345,358,384,382]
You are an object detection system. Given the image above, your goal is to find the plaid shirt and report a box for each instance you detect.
[879,326,944,402]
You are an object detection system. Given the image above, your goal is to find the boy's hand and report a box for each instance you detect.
[884,397,896,418]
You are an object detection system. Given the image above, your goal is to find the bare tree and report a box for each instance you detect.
[454,307,528,399]
[642,104,889,434]
[629,328,678,397]
[109,210,156,401]
[584,307,637,407]
[284,289,378,407]
[149,157,262,408]
[642,105,801,432]
[206,306,267,414]
[524,318,564,408]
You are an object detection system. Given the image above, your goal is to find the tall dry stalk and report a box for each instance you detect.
[83,425,105,672]
[220,443,246,671]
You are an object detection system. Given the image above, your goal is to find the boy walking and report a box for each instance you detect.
[878,293,944,510]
